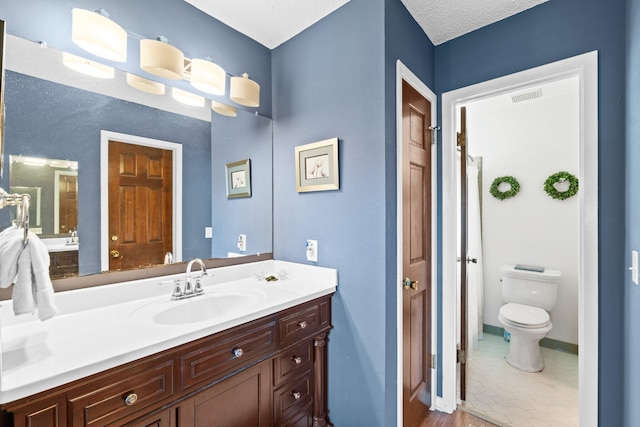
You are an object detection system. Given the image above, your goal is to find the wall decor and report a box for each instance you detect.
[489,175,520,200]
[544,171,579,200]
[226,159,251,198]
[295,137,339,192]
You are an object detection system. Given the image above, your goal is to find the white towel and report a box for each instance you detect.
[0,226,58,320]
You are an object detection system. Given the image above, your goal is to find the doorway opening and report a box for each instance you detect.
[100,130,183,271]
[441,52,598,426]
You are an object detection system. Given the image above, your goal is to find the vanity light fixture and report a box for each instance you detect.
[211,101,237,117]
[172,87,205,107]
[230,73,260,107]
[126,73,166,95]
[189,58,226,95]
[62,52,114,79]
[140,37,184,80]
[71,8,127,62]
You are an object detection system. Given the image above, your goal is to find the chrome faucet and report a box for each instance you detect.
[171,258,208,300]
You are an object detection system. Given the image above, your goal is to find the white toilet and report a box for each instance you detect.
[498,264,561,372]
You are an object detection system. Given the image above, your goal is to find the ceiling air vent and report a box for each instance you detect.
[511,88,543,103]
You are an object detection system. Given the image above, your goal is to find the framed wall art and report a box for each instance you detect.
[226,159,251,198]
[295,137,339,192]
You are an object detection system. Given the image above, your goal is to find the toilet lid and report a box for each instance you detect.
[499,303,550,327]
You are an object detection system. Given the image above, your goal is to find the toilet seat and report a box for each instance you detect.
[499,303,550,328]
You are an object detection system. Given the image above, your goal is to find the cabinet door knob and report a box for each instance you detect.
[298,321,307,329]
[124,393,138,406]
[233,348,244,358]
[293,356,302,365]
[292,391,302,400]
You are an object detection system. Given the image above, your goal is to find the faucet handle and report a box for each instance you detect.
[171,279,183,299]
[194,278,204,295]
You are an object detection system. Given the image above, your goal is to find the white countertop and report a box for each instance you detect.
[0,260,337,404]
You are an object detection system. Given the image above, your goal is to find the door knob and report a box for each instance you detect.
[403,277,418,290]
[110,250,120,259]
[467,256,478,264]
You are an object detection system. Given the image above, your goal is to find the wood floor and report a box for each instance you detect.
[418,409,498,427]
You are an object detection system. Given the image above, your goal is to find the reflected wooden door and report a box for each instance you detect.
[108,141,173,271]
[458,106,469,401]
[402,80,432,426]
[58,174,77,233]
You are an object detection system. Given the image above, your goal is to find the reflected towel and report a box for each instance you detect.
[0,226,58,320]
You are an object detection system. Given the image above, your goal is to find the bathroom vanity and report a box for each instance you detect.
[0,260,335,427]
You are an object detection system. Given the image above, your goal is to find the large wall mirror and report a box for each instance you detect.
[0,32,273,293]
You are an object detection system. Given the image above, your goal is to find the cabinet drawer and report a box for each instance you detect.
[273,341,312,386]
[180,320,276,390]
[276,403,312,427]
[273,373,312,426]
[279,299,330,347]
[68,359,174,427]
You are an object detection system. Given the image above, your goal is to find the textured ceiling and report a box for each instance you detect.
[401,0,549,45]
[184,0,350,49]
[185,0,549,49]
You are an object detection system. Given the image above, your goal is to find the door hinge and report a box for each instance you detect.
[457,349,466,364]
[430,354,437,369]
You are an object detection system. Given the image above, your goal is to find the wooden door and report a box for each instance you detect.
[108,141,173,271]
[402,80,432,426]
[58,174,77,234]
[457,106,469,401]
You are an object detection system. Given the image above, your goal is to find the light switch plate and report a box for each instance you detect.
[205,227,213,238]
[632,250,639,285]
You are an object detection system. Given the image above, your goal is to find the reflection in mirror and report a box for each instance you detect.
[0,34,273,284]
[10,155,78,237]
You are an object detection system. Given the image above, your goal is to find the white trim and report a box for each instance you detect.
[100,130,183,271]
[441,51,598,425]
[53,170,78,234]
[396,60,439,426]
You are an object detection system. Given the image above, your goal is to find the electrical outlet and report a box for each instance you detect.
[237,234,247,252]
[306,239,318,262]
[630,250,639,285]
[205,227,213,238]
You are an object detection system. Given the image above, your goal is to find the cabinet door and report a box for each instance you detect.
[8,395,66,427]
[121,409,173,427]
[180,360,271,427]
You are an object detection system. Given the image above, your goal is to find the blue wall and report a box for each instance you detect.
[272,0,388,424]
[0,71,211,274]
[211,111,273,257]
[434,0,626,424]
[625,0,640,425]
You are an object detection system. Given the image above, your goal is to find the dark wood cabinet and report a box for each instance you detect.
[49,250,79,279]
[1,295,333,427]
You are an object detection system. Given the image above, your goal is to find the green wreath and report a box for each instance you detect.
[544,171,579,200]
[489,176,520,200]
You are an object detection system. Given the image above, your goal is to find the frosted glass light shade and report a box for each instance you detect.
[140,39,184,80]
[71,8,127,62]
[211,101,237,117]
[126,73,165,95]
[230,73,260,107]
[63,52,114,79]
[190,59,226,95]
[172,87,205,107]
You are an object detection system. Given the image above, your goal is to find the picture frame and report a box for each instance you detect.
[226,159,251,198]
[295,137,339,192]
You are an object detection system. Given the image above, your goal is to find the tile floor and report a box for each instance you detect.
[460,333,579,427]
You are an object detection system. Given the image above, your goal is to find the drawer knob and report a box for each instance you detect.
[292,391,302,400]
[298,321,307,329]
[233,348,244,358]
[124,393,138,406]
[293,356,303,365]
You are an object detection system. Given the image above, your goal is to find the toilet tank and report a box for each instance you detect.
[500,265,561,311]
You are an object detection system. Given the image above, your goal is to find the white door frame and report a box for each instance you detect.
[440,51,598,426]
[396,60,439,426]
[100,130,183,271]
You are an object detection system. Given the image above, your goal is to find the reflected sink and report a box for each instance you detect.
[131,288,265,326]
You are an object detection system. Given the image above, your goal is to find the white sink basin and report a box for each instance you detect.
[131,288,265,326]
